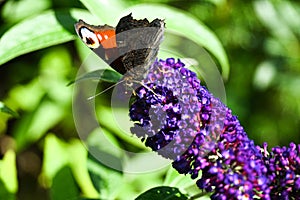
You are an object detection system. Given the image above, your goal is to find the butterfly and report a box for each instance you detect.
[75,13,165,76]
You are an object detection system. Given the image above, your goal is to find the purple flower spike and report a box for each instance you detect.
[128,58,298,199]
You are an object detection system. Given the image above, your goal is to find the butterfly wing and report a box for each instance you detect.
[114,14,165,75]
[74,20,120,67]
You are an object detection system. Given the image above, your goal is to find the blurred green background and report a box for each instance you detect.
[0,0,299,199]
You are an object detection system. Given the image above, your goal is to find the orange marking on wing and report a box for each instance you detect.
[96,30,117,49]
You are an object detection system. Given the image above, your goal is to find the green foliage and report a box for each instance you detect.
[0,102,18,117]
[42,134,98,198]
[135,186,188,200]
[0,150,17,200]
[50,166,80,200]
[0,9,95,66]
[68,69,122,86]
[0,0,299,199]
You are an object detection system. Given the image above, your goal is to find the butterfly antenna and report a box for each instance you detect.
[131,80,163,99]
[87,79,126,100]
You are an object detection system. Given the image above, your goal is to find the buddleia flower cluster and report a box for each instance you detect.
[129,58,300,199]
[262,143,300,199]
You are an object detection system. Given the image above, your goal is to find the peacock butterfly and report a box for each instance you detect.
[75,13,165,75]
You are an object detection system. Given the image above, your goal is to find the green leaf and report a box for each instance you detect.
[87,152,123,200]
[0,102,18,117]
[68,140,99,198]
[68,69,122,86]
[0,179,15,200]
[97,106,148,150]
[164,167,196,189]
[1,0,51,23]
[0,9,95,66]
[79,0,127,24]
[0,150,18,194]
[42,134,69,182]
[50,166,80,200]
[164,167,201,197]
[253,1,299,58]
[79,198,100,200]
[13,100,65,150]
[135,186,188,200]
[87,128,123,158]
[42,135,98,198]
[122,4,230,80]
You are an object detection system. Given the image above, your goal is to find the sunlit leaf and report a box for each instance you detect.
[121,4,230,80]
[9,79,45,111]
[0,9,96,66]
[253,1,299,58]
[68,139,99,198]
[135,186,188,200]
[253,0,293,40]
[42,134,69,182]
[277,1,300,35]
[0,102,18,117]
[79,0,127,24]
[164,167,196,189]
[0,150,18,194]
[1,0,51,23]
[68,69,122,86]
[13,100,65,150]
[42,135,98,198]
[253,60,276,90]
